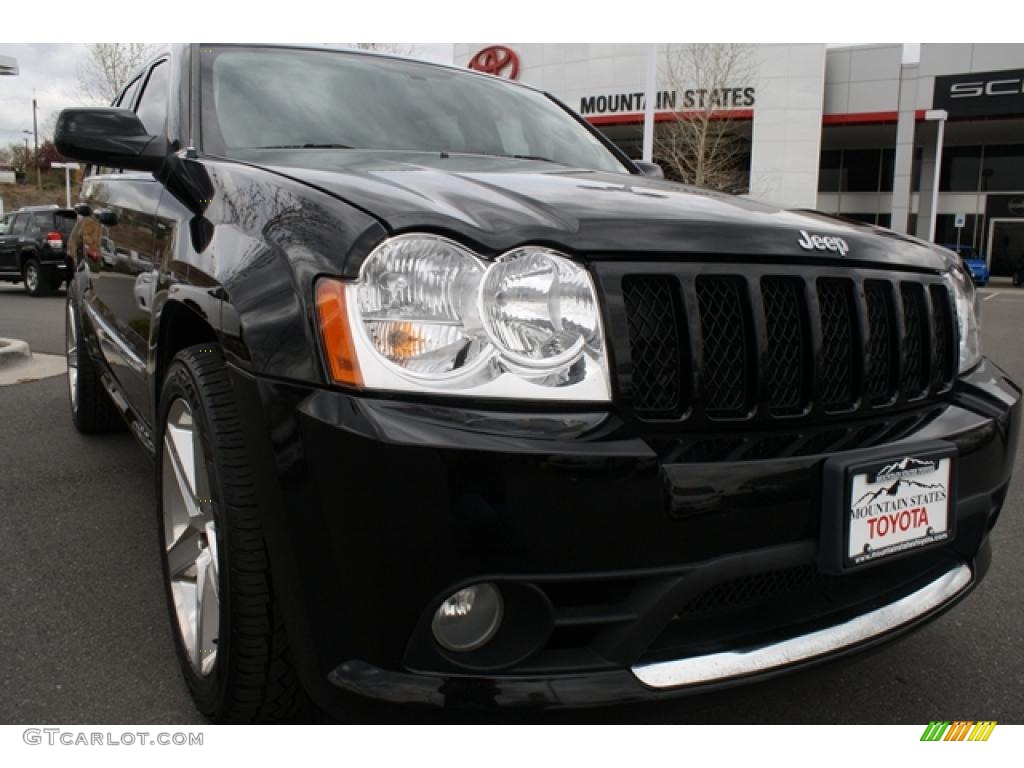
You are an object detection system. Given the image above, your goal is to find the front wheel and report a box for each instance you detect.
[157,345,309,722]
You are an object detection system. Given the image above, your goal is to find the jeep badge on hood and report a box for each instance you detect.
[797,229,850,256]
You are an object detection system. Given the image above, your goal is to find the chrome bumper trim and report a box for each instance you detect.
[632,563,972,689]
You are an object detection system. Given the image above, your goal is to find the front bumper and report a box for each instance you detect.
[227,358,1019,713]
[329,558,980,708]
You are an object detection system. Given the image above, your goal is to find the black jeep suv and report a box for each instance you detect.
[55,44,1019,722]
[0,205,76,295]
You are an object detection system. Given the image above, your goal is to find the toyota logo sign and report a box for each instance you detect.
[468,45,520,80]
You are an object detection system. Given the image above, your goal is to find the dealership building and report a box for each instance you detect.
[455,43,1024,276]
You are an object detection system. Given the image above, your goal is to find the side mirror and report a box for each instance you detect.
[54,108,166,173]
[634,160,664,179]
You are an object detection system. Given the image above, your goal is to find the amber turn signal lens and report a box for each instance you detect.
[315,278,363,387]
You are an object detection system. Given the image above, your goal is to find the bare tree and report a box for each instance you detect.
[351,43,414,56]
[5,143,31,173]
[656,44,756,193]
[41,110,61,143]
[77,43,154,104]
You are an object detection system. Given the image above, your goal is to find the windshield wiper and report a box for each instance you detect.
[252,143,354,150]
[506,154,557,163]
[440,150,564,164]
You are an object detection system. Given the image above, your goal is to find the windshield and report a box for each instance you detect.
[200,47,628,174]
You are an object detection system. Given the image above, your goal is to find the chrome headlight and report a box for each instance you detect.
[316,234,610,401]
[946,258,982,373]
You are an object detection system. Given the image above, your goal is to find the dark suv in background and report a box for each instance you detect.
[0,205,76,295]
[54,44,1019,722]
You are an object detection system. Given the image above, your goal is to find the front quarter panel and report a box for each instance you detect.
[156,157,388,385]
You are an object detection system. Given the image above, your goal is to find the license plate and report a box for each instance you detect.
[821,443,956,572]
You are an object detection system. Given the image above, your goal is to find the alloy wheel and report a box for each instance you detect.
[25,263,39,293]
[162,398,220,677]
[66,302,78,411]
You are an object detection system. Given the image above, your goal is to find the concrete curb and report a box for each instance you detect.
[0,338,67,386]
[0,338,32,368]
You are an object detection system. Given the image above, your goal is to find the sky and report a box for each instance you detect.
[0,43,456,148]
[0,44,86,148]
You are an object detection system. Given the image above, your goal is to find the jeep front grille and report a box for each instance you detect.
[604,263,957,425]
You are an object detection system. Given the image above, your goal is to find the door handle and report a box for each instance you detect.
[94,209,118,226]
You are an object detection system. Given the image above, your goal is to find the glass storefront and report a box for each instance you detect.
[820,138,1024,256]
[818,148,896,194]
[935,214,984,255]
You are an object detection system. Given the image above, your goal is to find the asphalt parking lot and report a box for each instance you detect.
[1,281,1023,724]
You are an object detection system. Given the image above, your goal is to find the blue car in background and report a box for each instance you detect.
[943,244,990,286]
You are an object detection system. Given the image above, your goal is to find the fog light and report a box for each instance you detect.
[431,583,504,653]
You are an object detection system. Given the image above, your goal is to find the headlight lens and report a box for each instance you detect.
[480,247,602,369]
[354,235,488,379]
[316,234,610,400]
[947,259,982,373]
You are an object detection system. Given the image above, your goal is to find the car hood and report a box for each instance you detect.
[238,149,950,270]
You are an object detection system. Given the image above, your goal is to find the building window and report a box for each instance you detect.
[939,146,982,192]
[934,214,983,254]
[982,145,1024,192]
[911,147,922,193]
[818,150,841,193]
[880,149,895,192]
[842,149,882,193]
[818,148,895,194]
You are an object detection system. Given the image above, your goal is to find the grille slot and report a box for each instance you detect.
[900,282,929,399]
[929,284,956,388]
[610,265,955,427]
[761,277,810,415]
[864,280,897,404]
[677,563,825,616]
[816,278,859,411]
[622,275,686,417]
[696,276,753,418]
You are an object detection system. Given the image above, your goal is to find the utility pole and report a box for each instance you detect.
[32,93,40,189]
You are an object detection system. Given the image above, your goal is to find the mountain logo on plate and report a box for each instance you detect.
[872,457,938,483]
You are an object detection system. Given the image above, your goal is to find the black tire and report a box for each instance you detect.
[156,344,310,722]
[1014,272,1022,287]
[22,257,50,297]
[66,294,124,433]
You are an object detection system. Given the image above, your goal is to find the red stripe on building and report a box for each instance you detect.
[585,109,754,126]
[586,109,929,127]
[822,110,928,125]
